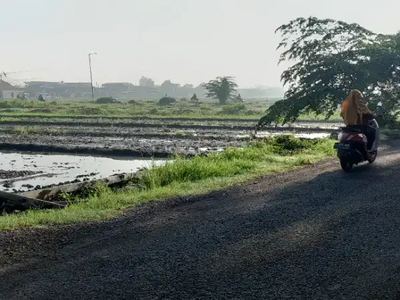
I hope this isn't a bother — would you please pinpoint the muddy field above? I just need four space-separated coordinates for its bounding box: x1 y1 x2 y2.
0 117 339 157
0 116 339 192
0 114 342 123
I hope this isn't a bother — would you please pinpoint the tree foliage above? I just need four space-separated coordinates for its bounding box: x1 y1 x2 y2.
139 76 155 88
258 17 400 127
203 76 238 104
158 96 176 106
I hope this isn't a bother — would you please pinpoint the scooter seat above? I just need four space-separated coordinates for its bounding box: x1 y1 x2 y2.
340 126 364 133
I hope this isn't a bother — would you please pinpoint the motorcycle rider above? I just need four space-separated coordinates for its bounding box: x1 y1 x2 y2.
340 89 376 149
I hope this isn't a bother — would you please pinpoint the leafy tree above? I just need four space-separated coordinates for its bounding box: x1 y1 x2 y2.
160 80 180 96
258 17 400 128
139 76 155 88
202 76 238 104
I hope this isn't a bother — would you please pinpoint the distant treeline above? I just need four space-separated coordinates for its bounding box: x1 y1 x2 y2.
23 78 284 100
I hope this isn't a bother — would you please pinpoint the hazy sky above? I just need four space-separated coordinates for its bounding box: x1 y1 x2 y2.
1 0 399 88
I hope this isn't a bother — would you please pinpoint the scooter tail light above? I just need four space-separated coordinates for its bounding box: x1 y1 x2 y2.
338 132 366 143
359 134 368 143
338 132 353 141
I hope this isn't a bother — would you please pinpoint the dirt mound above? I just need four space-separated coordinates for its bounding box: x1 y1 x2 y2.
0 170 41 180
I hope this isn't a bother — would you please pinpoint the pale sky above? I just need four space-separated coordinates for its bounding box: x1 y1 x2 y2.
1 0 399 88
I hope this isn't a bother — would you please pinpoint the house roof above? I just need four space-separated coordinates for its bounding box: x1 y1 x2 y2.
26 81 91 87
0 80 18 90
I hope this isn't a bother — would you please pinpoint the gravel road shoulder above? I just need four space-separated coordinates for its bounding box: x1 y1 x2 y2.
1 140 400 299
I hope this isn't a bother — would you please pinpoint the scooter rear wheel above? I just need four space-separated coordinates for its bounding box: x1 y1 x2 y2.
340 158 353 172
368 150 378 163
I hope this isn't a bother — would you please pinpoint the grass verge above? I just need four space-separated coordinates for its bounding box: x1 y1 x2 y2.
0 136 335 231
0 99 341 121
0 99 267 119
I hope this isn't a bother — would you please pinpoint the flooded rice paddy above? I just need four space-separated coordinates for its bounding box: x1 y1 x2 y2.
0 152 164 192
0 117 338 193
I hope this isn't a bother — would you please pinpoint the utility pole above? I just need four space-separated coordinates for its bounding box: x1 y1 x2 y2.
88 52 97 100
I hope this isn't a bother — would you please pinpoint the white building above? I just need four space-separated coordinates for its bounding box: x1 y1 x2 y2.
2 90 22 99
0 80 23 99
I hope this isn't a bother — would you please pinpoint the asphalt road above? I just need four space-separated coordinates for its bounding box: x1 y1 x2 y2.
2 141 400 299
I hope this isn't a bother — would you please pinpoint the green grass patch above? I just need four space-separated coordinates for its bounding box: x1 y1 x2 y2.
0 136 335 231
0 98 344 123
296 112 342 122
0 99 270 119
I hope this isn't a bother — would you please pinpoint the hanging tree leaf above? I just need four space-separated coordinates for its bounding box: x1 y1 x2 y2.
258 17 400 128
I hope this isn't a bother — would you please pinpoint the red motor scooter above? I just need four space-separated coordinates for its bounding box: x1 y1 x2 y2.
334 104 381 172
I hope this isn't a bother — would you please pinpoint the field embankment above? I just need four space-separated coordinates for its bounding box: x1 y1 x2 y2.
0 136 335 230
0 112 340 157
0 99 339 230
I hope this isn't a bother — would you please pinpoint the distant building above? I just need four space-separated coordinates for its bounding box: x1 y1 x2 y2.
0 80 23 99
18 80 284 101
101 82 136 98
25 81 92 99
102 82 134 90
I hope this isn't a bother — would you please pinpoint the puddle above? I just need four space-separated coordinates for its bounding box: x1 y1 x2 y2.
0 152 164 192
239 132 332 139
293 133 331 139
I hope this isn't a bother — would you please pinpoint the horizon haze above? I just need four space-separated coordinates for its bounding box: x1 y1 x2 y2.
1 0 400 88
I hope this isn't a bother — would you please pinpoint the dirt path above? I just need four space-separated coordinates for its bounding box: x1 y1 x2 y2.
0 135 241 157
0 119 338 132
0 114 341 124
2 141 400 299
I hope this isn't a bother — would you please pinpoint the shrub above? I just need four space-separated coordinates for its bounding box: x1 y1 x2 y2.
270 135 317 155
95 97 118 104
173 108 196 115
245 110 260 116
175 130 186 137
16 93 26 100
30 108 54 113
66 106 106 115
219 103 246 115
158 96 176 106
149 108 158 114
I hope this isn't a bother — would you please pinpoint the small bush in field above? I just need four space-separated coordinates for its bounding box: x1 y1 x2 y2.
158 97 176 106
95 97 118 104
